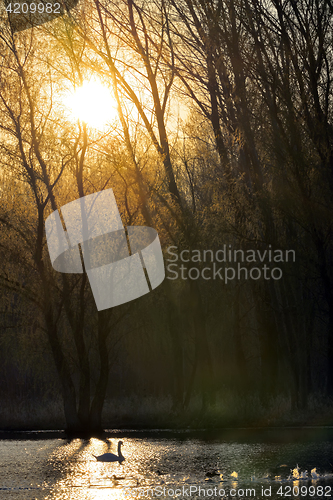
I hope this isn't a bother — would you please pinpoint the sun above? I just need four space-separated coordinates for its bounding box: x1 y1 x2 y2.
64 79 118 129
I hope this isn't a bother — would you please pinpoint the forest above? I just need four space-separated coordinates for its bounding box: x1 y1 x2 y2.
0 0 332 433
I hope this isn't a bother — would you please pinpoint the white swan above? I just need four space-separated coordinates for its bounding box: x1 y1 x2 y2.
93 440 125 463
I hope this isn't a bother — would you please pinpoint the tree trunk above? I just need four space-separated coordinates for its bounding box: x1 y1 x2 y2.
89 309 112 431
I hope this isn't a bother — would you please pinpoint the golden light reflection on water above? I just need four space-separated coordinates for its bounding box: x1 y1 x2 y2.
45 438 162 500
230 480 238 490
292 479 300 490
22 437 333 500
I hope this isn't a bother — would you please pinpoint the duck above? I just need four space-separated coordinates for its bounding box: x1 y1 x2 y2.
93 440 125 463
205 470 220 478
311 468 319 479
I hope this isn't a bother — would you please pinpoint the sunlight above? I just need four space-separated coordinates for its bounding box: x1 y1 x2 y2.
47 438 143 500
64 79 118 129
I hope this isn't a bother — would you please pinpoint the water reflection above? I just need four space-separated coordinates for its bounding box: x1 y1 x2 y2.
1 435 333 499
43 437 333 499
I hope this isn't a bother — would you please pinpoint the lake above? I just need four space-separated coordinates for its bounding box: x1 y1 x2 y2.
1 428 333 499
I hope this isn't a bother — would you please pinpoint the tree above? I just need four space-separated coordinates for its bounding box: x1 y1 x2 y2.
0 24 136 432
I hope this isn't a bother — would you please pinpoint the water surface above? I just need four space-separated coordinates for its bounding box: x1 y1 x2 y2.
1 429 333 499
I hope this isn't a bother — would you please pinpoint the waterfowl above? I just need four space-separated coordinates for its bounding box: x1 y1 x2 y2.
93 440 125 463
205 470 220 478
311 468 319 479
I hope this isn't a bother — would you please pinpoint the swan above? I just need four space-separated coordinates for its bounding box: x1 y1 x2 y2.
93 440 125 463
